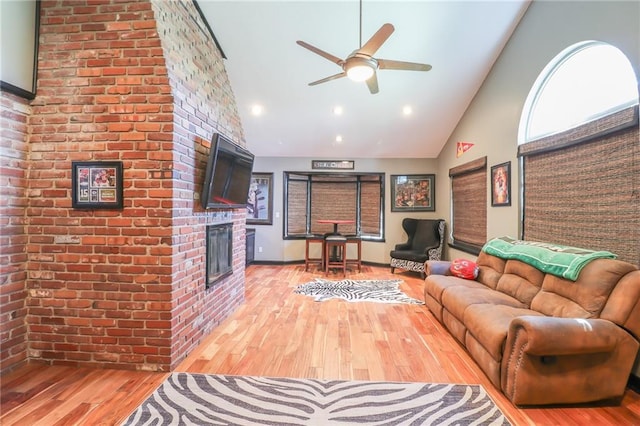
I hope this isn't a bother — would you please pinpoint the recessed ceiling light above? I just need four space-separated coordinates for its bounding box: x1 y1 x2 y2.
333 106 344 115
402 105 413 116
335 135 343 143
251 104 264 116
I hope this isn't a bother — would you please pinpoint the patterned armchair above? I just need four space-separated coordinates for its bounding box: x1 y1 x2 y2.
390 219 445 278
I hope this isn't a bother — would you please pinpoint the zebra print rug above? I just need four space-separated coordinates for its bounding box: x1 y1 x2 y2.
294 278 423 304
122 373 511 425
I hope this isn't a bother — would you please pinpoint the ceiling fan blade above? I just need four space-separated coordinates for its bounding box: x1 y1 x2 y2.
366 73 379 94
358 23 394 57
296 40 345 66
309 72 347 86
378 59 432 72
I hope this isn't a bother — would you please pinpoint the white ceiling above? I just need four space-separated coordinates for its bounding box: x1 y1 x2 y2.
197 1 530 159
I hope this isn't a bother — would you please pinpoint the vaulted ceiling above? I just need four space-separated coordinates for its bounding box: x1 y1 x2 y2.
198 1 531 158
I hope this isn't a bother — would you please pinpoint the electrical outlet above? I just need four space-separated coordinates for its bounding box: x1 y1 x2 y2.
258 246 263 253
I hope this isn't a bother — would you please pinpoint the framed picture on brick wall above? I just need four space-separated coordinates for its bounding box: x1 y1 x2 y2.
72 161 124 209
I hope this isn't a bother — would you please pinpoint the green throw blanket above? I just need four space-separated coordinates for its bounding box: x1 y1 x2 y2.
482 236 616 281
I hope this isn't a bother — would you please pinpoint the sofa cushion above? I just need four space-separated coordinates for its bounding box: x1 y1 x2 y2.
464 304 544 361
442 286 526 324
531 258 637 318
424 275 488 303
476 251 506 290
495 260 544 307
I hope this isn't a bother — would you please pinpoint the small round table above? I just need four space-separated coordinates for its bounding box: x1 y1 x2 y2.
317 219 354 235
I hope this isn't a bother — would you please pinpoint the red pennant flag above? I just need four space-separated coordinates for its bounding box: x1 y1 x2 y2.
456 142 474 158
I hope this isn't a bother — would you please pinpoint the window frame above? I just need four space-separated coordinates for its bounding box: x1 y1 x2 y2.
519 41 639 144
283 171 385 242
517 41 639 266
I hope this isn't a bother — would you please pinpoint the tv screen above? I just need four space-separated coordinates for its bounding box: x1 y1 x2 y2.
201 133 254 209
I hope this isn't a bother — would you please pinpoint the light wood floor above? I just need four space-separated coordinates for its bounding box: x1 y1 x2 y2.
2 264 640 425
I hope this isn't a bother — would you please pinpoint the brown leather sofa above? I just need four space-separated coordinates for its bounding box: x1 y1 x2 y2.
424 248 640 406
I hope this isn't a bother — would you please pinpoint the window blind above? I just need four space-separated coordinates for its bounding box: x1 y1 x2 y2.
520 106 639 266
449 157 487 254
310 176 357 235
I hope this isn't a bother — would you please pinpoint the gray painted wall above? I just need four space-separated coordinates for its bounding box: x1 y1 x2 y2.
250 157 439 264
435 0 639 260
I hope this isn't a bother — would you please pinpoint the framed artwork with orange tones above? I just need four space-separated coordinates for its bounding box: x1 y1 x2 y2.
491 161 511 207
390 174 435 212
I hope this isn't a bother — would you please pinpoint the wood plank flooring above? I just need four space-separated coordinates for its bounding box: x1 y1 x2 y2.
2 264 640 425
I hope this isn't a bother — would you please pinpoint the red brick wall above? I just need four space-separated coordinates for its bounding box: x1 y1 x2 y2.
8 0 247 372
151 0 246 367
0 92 31 372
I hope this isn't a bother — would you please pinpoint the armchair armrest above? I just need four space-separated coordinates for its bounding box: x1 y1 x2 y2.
421 241 441 254
425 261 451 276
394 242 412 251
508 316 620 356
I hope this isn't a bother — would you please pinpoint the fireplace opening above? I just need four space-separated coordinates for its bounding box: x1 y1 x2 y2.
206 223 233 288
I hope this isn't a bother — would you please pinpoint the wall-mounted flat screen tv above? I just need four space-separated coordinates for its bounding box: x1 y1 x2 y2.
201 133 255 209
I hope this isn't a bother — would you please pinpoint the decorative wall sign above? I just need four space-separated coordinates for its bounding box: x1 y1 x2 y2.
491 161 511 206
456 142 474 158
311 160 354 170
390 174 436 212
72 161 123 209
247 172 273 225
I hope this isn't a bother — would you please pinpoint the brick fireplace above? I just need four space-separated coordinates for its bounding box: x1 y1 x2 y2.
0 0 248 373
205 222 233 289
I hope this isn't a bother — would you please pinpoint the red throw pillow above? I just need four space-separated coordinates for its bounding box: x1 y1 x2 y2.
450 259 479 279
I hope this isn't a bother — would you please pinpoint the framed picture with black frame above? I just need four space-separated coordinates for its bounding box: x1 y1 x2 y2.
71 161 124 209
247 172 273 225
390 174 436 212
491 161 511 207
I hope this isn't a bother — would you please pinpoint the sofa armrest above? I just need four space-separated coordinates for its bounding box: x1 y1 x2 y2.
502 315 639 405
425 261 451 276
508 316 620 356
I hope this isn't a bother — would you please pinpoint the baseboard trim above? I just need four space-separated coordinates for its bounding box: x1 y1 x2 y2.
248 260 390 268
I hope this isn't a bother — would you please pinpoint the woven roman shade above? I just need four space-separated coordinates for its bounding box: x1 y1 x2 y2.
449 157 487 253
361 176 382 235
286 176 308 235
310 176 357 235
520 106 639 266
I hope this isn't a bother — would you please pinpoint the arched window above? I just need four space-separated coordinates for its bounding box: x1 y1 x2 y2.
519 41 638 143
518 41 639 266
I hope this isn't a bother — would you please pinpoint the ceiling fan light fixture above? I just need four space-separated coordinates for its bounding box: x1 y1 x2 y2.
346 64 374 82
297 5 431 94
345 56 376 82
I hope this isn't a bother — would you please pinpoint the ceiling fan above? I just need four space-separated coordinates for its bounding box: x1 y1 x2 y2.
296 0 432 94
